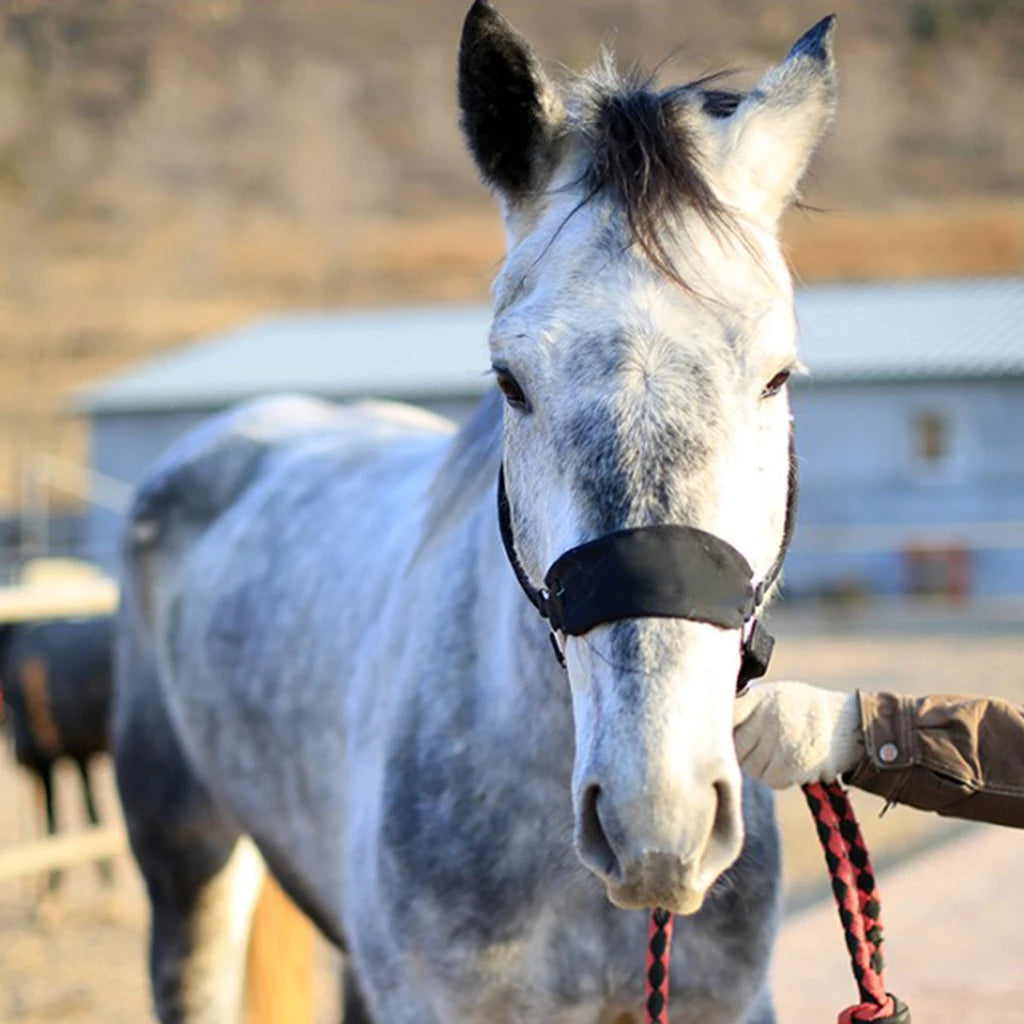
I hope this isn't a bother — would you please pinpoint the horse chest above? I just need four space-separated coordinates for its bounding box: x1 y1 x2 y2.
377 712 573 948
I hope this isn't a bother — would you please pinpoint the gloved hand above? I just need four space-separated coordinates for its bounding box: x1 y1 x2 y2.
733 681 864 789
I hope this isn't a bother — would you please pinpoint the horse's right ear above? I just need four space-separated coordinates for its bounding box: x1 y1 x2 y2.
458 1 563 203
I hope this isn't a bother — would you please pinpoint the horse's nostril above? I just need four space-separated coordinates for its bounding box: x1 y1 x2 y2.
577 784 621 882
711 777 736 848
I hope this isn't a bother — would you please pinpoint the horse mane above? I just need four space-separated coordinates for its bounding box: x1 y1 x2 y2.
421 388 503 544
569 60 746 286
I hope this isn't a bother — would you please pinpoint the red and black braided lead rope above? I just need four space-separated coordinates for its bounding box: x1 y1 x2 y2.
803 780 911 1024
645 907 673 1024
644 782 910 1024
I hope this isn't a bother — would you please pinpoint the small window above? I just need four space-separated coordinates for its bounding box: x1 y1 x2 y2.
913 411 949 466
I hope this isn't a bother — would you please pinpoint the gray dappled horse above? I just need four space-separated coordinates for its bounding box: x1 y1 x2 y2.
113 4 837 1022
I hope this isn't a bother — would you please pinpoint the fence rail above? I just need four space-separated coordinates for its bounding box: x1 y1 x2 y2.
0 571 118 623
0 825 127 885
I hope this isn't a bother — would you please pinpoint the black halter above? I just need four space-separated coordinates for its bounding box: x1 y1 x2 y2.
497 437 798 691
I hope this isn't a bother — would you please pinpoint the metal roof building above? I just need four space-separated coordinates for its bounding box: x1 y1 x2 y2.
75 278 1024 597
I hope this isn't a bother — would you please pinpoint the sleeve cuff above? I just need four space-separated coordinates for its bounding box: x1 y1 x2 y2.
857 690 915 771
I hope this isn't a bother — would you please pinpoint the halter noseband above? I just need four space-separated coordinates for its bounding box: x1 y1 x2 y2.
497 436 797 690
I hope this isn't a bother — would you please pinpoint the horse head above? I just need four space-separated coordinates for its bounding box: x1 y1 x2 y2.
460 1 836 915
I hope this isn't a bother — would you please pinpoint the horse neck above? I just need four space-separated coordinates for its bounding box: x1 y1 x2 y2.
411 391 574 750
415 437 574 753
472 495 577 779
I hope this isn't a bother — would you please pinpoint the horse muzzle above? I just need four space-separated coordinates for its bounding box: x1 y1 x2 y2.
574 768 744 915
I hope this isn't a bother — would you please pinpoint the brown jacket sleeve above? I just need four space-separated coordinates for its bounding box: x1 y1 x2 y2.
844 692 1024 829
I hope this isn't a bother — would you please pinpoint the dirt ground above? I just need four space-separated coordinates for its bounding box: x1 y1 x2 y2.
1 598 1022 1023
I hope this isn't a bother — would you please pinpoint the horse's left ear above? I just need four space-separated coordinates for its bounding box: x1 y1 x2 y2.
708 16 838 226
458 1 564 204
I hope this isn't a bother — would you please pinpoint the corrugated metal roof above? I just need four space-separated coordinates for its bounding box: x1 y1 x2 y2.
797 277 1024 383
75 278 1024 415
73 304 495 415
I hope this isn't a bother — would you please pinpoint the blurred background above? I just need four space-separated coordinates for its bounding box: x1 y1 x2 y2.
1 1 1022 1022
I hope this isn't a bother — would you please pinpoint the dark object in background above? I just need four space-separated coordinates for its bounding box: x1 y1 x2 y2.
0 615 115 891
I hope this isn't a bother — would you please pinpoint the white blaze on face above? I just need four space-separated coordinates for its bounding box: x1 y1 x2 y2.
566 613 747 904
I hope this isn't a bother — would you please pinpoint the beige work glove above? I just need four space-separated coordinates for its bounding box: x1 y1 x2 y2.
733 681 864 789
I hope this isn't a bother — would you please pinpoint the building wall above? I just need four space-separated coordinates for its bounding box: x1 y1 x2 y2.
786 378 1024 597
84 395 482 569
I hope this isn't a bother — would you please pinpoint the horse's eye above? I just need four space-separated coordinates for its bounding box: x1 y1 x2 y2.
495 369 530 412
762 369 791 399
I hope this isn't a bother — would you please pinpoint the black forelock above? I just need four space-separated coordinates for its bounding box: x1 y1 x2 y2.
574 67 745 286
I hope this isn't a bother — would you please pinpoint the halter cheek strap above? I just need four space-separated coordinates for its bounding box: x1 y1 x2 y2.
496 434 797 689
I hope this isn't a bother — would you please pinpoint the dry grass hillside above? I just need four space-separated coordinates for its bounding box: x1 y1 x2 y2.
0 0 1022 508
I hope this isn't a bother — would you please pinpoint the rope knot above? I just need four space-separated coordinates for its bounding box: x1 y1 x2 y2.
839 994 911 1024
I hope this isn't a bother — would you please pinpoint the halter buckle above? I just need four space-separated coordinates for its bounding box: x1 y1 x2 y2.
737 617 775 694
